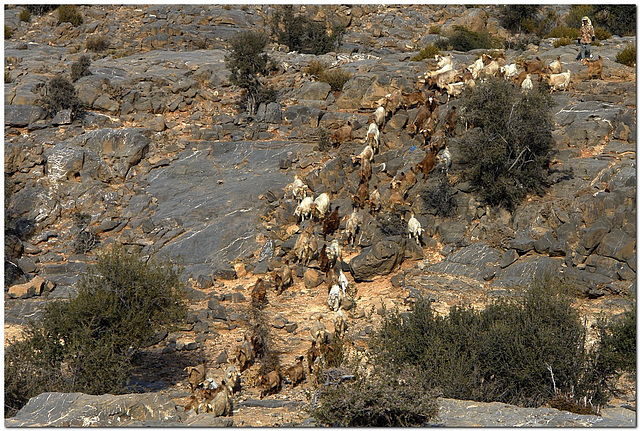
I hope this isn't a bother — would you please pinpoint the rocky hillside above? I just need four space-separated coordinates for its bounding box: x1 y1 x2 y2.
4 4 636 427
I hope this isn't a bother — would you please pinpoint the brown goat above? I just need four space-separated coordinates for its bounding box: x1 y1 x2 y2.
259 365 282 398
583 55 603 80
323 206 340 240
402 90 426 109
519 57 545 80
185 361 207 392
318 244 331 273
285 356 306 387
416 146 437 181
369 185 381 214
359 156 372 182
444 106 457 136
306 340 320 374
352 178 369 209
251 277 267 308
274 259 293 295
407 104 431 135
235 335 255 372
330 122 353 147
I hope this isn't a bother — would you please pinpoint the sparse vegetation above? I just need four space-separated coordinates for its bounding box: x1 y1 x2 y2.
312 364 440 426
553 37 573 48
86 35 110 52
4 247 187 417
304 60 326 77
70 55 92 82
225 30 272 115
592 5 636 36
271 5 345 55
428 25 441 34
377 211 406 237
38 75 82 117
25 5 58 16
369 277 620 410
458 77 558 211
5 25 13 39
422 174 458 218
318 68 352 92
447 25 502 51
616 44 636 67
71 211 98 254
19 8 31 22
546 26 579 40
500 5 540 33
411 44 440 61
57 4 83 27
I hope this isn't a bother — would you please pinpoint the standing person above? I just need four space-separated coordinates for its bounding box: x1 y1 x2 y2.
576 16 595 61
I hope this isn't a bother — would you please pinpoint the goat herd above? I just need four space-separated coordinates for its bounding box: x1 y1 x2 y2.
180 50 607 416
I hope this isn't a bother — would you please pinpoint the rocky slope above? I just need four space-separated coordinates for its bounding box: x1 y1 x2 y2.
4 4 636 427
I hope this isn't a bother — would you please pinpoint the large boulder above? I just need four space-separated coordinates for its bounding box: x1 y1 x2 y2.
6 392 181 427
349 240 404 282
4 105 47 127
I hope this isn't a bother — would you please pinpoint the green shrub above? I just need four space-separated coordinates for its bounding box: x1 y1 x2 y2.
616 44 636 67
553 37 573 48
564 5 593 30
304 60 326 77
86 34 109 52
377 211 406 237
592 5 636 37
57 4 83 27
271 5 344 55
546 25 580 39
411 44 440 61
596 310 636 375
312 364 439 426
458 77 559 211
447 25 502 51
428 25 441 34
421 173 458 218
70 55 92 82
370 277 615 409
500 5 540 33
317 68 352 92
4 247 187 416
594 26 611 40
225 30 270 115
5 25 13 39
25 5 58 15
19 8 31 22
39 75 82 116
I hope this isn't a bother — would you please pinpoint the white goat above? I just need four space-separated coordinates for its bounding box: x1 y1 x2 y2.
468 57 484 79
338 269 348 296
437 147 452 174
407 213 423 245
345 208 360 246
371 105 386 127
328 239 342 264
328 284 343 311
521 74 533 93
546 70 571 93
294 196 314 222
443 81 465 101
366 122 380 153
311 192 330 220
500 63 518 79
351 144 374 165
286 175 309 203
545 56 562 74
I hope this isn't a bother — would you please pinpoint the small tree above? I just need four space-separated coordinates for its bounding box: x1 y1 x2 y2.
4 247 187 416
271 5 344 55
459 77 558 210
500 5 540 33
39 75 82 117
70 55 92 82
225 30 271 115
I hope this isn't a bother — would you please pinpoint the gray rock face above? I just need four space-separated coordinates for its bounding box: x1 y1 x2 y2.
349 240 404 282
428 242 501 281
434 398 635 427
6 392 181 427
5 105 47 127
